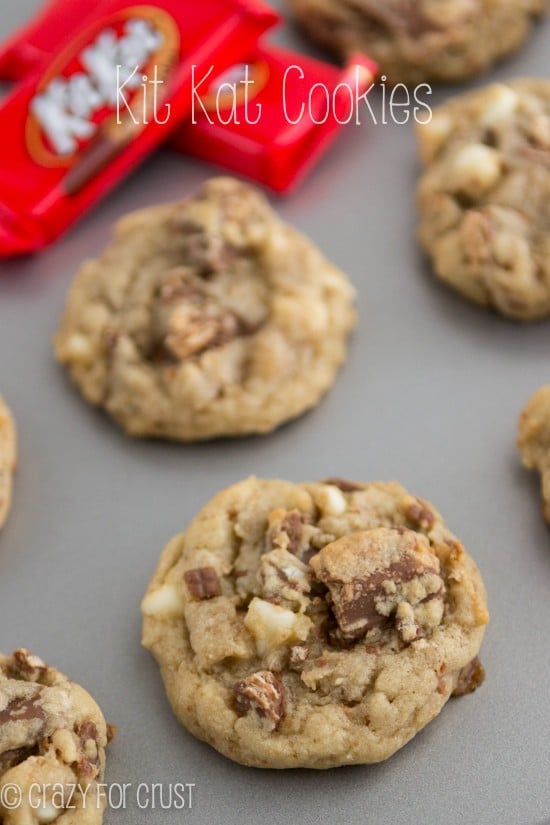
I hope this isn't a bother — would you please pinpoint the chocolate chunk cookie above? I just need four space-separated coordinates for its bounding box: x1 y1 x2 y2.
0 649 112 824
284 0 546 85
418 79 550 321
54 178 356 441
518 385 550 521
0 398 16 531
142 477 489 768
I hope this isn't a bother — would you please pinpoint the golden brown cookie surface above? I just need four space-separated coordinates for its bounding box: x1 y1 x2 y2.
285 0 546 85
55 178 356 441
142 477 489 768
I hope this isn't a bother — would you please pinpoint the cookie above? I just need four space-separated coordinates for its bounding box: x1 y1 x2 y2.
284 0 546 86
54 178 356 441
141 477 488 768
518 385 550 521
0 648 112 824
417 79 550 321
0 398 16 530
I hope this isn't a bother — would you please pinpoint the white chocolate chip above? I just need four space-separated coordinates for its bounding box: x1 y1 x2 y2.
450 143 502 195
244 597 312 655
480 85 518 127
64 333 93 363
36 800 62 823
141 584 185 618
51 729 79 765
418 112 453 161
317 485 347 517
266 227 290 253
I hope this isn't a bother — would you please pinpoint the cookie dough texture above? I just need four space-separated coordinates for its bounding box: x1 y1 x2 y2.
0 649 110 824
417 79 550 321
142 477 489 769
54 178 356 441
518 385 550 521
0 398 16 530
284 0 546 85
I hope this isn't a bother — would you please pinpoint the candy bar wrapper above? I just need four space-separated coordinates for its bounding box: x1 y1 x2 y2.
0 0 278 256
171 46 378 192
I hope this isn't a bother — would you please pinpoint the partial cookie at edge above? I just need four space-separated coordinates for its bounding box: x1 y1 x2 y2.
0 398 16 530
284 0 546 85
518 385 550 522
417 79 550 321
0 648 112 825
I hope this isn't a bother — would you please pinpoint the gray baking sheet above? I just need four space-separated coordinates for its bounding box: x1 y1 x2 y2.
0 2 549 823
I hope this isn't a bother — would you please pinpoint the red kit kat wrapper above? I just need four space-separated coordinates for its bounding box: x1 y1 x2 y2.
171 46 378 192
0 0 278 256
0 0 378 197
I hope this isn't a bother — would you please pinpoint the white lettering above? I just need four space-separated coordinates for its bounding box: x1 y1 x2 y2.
191 65 215 125
32 18 166 154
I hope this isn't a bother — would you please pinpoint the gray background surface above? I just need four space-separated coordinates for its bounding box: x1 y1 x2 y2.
0 2 549 823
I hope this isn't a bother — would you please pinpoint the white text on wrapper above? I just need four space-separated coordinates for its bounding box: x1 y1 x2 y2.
30 19 167 155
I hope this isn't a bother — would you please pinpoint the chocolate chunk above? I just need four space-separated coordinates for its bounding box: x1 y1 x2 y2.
78 721 98 747
173 219 230 274
184 567 221 600
334 557 438 641
0 745 38 772
406 501 436 530
268 508 318 563
233 671 285 728
278 510 304 555
311 530 445 645
10 649 47 683
322 478 364 493
322 616 356 650
77 721 100 778
452 658 485 697
0 691 46 726
156 295 260 363
258 547 311 607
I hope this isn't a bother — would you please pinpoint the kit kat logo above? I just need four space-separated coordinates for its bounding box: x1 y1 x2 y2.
26 6 179 167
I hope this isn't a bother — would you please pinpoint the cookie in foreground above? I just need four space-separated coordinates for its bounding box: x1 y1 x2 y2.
417 79 550 321
0 397 16 530
141 477 489 768
0 648 113 823
54 178 356 441
284 0 546 86
518 385 550 522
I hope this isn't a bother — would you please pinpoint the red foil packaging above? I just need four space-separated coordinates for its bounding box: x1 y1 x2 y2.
0 0 278 256
171 46 377 192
